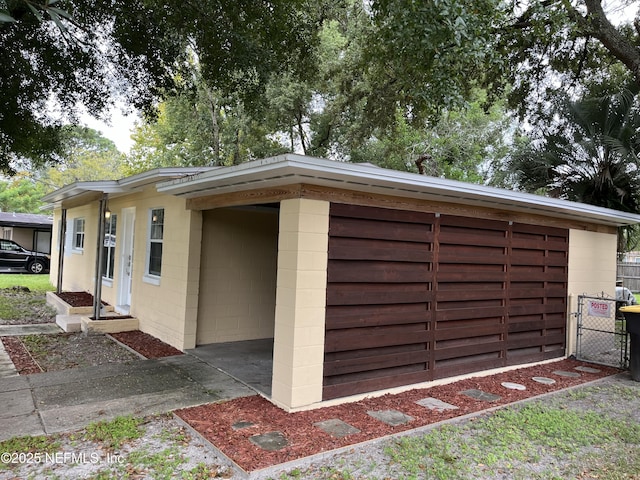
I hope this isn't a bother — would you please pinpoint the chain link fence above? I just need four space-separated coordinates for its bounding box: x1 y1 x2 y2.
576 295 628 369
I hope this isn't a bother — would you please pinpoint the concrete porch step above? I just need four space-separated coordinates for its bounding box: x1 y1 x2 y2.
56 314 83 333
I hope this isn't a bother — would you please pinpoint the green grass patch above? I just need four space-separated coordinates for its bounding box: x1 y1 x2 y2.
128 447 187 480
0 274 54 292
20 334 48 356
84 416 143 450
384 400 640 480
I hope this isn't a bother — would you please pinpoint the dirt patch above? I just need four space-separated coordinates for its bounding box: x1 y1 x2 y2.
2 334 141 372
111 330 183 359
176 358 619 473
3 330 183 374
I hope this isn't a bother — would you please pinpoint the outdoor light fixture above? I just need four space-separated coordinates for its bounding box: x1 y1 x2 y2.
104 208 111 219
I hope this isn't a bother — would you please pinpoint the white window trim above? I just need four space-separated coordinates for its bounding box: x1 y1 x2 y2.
72 218 85 253
143 207 163 286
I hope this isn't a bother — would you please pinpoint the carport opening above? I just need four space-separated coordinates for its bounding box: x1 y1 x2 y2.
190 203 280 397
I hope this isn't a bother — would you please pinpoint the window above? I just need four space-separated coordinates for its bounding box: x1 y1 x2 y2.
2 227 12 240
73 218 85 251
146 208 164 278
102 214 117 280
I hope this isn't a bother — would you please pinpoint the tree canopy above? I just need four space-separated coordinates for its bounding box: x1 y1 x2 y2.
6 0 640 228
0 0 321 174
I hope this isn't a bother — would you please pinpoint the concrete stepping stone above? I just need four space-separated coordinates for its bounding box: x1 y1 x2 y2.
249 431 288 451
501 382 526 390
231 421 255 430
553 370 581 378
575 366 601 374
459 389 501 402
416 397 459 411
314 418 361 438
367 409 414 426
532 376 556 385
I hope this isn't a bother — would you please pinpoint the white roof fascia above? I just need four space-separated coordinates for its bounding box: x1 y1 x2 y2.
42 167 219 206
157 154 640 227
41 181 122 205
117 166 218 191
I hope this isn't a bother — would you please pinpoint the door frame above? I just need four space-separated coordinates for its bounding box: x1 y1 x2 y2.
116 207 135 313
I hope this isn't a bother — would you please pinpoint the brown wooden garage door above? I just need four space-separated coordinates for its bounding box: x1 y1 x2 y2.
323 203 568 400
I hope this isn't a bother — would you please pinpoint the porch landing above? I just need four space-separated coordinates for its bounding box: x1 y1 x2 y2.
187 338 273 397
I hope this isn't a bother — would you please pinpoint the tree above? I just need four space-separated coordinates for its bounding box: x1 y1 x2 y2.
503 87 640 214
350 1 640 132
0 0 321 174
125 89 288 175
348 95 513 183
44 126 126 188
0 175 48 213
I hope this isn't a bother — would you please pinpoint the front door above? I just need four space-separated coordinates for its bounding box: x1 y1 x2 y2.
117 207 135 313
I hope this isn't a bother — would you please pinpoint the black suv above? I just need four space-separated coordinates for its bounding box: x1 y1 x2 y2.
0 239 50 274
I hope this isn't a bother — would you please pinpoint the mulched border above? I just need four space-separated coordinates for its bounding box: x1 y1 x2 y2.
53 291 109 307
1 336 42 374
175 358 619 472
109 330 183 359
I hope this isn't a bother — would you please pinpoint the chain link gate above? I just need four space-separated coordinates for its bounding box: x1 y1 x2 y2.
576 295 629 369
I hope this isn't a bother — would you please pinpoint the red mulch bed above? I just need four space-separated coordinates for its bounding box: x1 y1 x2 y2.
54 291 107 307
1 337 42 374
175 358 619 473
110 331 183 359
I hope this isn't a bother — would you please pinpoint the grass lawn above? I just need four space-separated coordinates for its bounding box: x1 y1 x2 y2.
0 274 54 292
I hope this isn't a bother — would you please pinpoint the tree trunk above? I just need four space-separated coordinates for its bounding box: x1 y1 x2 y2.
202 83 221 166
582 0 640 85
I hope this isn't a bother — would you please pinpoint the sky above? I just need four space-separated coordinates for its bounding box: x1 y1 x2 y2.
81 106 138 154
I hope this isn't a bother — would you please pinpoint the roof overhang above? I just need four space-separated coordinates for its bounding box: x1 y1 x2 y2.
42 167 217 208
157 154 640 228
0 213 53 229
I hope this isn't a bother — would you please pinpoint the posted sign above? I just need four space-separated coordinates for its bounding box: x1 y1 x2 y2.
587 300 612 318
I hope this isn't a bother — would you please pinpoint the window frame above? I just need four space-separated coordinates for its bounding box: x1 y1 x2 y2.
72 218 85 252
143 207 164 285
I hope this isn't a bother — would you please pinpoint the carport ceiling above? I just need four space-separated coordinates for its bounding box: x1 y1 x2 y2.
157 154 640 228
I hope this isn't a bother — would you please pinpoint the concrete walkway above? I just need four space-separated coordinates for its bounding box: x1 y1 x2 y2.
0 354 256 441
0 340 17 377
0 323 62 336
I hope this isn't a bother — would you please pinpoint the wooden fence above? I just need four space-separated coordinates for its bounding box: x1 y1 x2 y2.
617 263 640 292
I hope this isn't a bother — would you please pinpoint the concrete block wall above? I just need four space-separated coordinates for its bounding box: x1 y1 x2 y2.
196 207 279 344
272 198 330 411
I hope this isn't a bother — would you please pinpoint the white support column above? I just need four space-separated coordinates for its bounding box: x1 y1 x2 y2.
271 198 330 410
